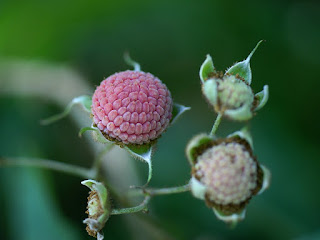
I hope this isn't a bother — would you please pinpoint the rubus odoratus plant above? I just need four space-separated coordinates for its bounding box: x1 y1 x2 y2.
1 42 270 239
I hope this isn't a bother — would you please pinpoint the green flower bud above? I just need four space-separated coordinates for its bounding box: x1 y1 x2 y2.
202 75 254 120
199 41 269 121
186 131 270 223
81 180 110 240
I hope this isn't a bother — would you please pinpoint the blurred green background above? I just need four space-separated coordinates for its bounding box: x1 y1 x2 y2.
0 0 319 239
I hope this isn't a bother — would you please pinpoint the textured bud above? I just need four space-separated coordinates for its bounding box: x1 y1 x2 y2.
203 75 254 118
199 41 269 121
186 132 270 222
92 70 173 145
194 141 258 205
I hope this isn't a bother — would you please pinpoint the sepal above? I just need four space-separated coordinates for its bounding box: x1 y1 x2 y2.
258 165 271 195
79 124 112 144
225 40 264 85
254 85 269 111
227 127 253 149
224 104 253 121
190 177 207 200
41 95 92 125
186 133 213 166
213 208 246 225
124 143 155 186
202 79 218 107
199 54 216 83
171 103 191 124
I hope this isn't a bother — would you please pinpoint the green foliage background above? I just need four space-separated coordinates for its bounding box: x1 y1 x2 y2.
0 0 319 239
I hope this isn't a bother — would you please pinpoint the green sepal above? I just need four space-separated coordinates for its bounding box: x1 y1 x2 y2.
227 127 253 149
202 79 218 107
190 177 207 200
186 133 214 166
79 124 112 144
124 52 141 72
258 165 271 195
199 54 216 83
41 95 92 125
124 143 155 186
81 180 109 211
226 40 264 85
254 85 269 111
224 103 253 121
171 103 191 124
213 208 246 225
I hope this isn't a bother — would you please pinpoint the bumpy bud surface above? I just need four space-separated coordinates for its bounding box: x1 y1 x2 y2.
92 70 173 145
194 142 257 205
216 75 253 112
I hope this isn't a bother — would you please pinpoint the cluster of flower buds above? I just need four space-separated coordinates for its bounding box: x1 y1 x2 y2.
200 40 269 121
186 41 271 224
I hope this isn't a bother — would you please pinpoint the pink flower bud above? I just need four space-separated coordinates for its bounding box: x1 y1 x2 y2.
92 70 173 145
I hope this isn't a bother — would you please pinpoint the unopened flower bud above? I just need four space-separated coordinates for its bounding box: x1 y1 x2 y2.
203 75 254 120
186 131 270 223
199 41 269 121
92 70 173 145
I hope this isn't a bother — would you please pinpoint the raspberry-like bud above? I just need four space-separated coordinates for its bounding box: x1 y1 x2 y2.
192 137 263 215
92 70 173 145
186 132 270 222
194 141 258 206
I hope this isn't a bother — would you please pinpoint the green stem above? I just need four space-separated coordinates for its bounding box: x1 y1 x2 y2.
129 183 191 198
115 183 190 215
0 157 93 179
210 113 223 136
111 195 151 215
144 183 191 196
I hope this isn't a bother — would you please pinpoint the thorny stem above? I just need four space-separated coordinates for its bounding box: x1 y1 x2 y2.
0 157 94 179
210 112 223 136
111 195 151 215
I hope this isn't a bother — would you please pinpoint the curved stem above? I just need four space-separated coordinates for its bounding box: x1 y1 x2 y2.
111 195 151 215
0 157 93 179
210 113 223 136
